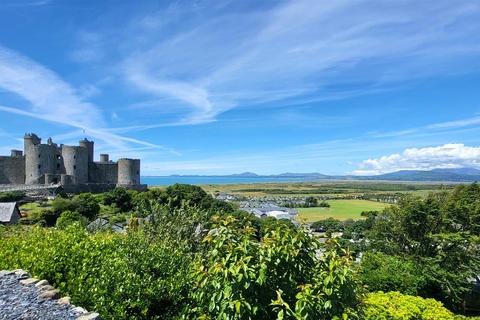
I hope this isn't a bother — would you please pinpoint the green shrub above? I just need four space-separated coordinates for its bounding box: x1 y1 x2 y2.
103 187 133 212
311 217 343 232
0 191 25 202
71 193 100 220
165 183 234 213
363 291 454 320
51 196 75 214
0 226 191 319
188 215 360 319
366 187 480 310
38 209 60 226
55 211 88 229
99 203 121 217
359 252 427 295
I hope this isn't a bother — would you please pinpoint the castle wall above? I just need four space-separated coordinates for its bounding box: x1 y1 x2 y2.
61 146 88 184
117 159 140 185
0 156 25 184
44 173 61 185
88 163 118 184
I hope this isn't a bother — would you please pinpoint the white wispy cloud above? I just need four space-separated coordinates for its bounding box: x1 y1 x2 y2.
0 45 175 154
1 0 52 7
352 144 480 175
371 114 480 138
0 45 104 128
114 0 480 125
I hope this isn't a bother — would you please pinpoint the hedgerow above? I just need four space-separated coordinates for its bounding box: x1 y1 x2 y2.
0 225 191 319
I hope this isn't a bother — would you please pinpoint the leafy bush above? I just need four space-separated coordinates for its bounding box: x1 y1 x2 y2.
366 186 480 310
0 225 192 319
38 209 60 227
188 215 360 319
0 191 25 202
359 252 427 296
165 183 234 213
363 291 454 320
103 187 133 212
55 210 88 229
51 196 75 214
311 217 343 232
71 193 100 219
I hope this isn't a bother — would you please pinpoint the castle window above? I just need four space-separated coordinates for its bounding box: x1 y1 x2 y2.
136 171 139 175
74 155 76 159
57 163 60 169
74 165 76 170
38 154 41 158
57 155 61 160
37 164 41 169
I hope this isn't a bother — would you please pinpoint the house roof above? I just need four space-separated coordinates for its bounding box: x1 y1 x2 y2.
87 218 125 233
0 202 19 223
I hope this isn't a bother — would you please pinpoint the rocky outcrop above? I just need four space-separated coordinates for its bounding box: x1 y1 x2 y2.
0 269 100 320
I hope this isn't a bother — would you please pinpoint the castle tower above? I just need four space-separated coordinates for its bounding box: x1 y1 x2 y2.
79 138 94 163
99 154 109 163
24 133 41 154
117 158 140 185
62 145 88 184
10 150 23 157
24 134 58 184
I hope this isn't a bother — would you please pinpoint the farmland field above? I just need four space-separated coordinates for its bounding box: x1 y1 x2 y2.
296 199 389 222
200 181 452 198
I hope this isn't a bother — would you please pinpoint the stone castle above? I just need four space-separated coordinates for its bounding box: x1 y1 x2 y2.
0 133 145 192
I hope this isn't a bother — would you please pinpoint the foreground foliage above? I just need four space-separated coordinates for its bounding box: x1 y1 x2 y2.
364 291 455 320
188 216 360 319
0 211 360 319
361 184 480 310
0 202 208 319
2 183 480 319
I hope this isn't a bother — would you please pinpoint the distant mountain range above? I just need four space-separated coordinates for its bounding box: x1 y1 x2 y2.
166 168 480 182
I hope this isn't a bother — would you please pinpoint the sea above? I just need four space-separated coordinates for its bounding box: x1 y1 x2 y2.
141 176 317 186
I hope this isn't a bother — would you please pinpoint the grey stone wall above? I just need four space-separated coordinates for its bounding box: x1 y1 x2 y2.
63 183 118 193
88 163 118 184
60 174 75 186
0 156 25 184
44 173 61 185
0 269 100 319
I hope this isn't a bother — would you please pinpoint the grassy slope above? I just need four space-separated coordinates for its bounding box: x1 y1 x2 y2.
296 199 389 222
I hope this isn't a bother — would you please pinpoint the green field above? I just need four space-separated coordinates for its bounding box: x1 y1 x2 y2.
296 199 389 222
200 181 452 198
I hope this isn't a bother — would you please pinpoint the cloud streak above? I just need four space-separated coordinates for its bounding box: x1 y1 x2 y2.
116 0 480 125
0 45 175 154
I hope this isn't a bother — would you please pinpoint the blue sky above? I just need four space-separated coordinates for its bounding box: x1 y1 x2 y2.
1 0 480 175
